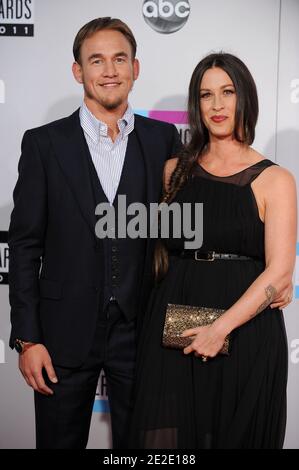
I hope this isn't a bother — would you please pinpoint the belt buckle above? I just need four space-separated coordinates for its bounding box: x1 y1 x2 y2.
195 250 215 261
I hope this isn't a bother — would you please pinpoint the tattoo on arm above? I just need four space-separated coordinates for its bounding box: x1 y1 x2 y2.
250 284 277 318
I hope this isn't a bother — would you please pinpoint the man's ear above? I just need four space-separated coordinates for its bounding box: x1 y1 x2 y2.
133 58 140 81
72 62 83 84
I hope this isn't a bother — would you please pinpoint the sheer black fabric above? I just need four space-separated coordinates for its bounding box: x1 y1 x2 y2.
129 160 288 449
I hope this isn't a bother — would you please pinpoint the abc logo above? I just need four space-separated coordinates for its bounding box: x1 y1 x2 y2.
143 0 190 34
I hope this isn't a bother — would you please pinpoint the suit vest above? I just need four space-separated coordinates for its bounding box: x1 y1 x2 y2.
86 130 147 320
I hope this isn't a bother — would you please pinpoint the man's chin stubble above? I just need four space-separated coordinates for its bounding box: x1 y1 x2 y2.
102 100 123 110
85 89 124 111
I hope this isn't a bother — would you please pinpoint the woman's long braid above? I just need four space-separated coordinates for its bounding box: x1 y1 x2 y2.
154 150 199 279
164 152 197 203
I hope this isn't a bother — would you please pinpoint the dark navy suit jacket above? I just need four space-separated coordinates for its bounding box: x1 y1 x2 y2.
9 109 182 366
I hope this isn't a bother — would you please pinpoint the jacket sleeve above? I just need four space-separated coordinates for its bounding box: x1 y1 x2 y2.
8 130 47 347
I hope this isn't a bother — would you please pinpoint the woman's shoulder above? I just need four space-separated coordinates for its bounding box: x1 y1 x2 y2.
256 161 294 183
164 157 179 173
250 149 295 182
251 159 296 197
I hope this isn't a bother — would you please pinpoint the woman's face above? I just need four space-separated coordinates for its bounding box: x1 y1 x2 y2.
199 67 237 140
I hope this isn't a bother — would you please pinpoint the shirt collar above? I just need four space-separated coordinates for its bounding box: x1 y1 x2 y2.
79 102 135 143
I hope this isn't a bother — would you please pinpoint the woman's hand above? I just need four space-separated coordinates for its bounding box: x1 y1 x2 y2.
182 321 228 359
270 282 293 309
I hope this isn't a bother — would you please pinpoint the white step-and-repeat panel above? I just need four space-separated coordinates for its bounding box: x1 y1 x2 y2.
0 0 298 449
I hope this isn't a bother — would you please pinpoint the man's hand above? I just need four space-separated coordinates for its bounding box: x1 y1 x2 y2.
19 344 58 395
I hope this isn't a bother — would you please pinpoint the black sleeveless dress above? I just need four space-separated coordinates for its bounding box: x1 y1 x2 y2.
129 159 288 449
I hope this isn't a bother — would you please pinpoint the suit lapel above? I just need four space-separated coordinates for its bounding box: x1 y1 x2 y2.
48 109 97 238
134 115 165 279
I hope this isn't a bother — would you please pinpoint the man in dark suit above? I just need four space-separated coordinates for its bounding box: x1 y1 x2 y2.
9 17 182 449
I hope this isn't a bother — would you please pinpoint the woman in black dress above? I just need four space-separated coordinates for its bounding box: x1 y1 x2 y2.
130 53 296 449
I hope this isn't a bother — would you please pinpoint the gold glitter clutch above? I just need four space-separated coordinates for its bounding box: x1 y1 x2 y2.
162 303 230 355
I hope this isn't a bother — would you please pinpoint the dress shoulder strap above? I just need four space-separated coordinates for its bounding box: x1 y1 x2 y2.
193 159 277 186
243 159 278 186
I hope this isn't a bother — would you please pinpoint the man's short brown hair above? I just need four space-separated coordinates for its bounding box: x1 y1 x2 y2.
73 17 137 64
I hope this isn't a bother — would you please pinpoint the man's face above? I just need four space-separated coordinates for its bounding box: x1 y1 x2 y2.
73 29 139 115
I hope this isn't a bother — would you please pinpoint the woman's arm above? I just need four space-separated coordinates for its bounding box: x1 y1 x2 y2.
183 165 297 357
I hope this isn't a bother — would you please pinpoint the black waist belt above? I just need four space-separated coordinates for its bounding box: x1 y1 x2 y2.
172 250 257 262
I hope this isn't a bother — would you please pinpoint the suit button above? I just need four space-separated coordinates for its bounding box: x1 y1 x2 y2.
112 246 117 252
112 255 117 262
